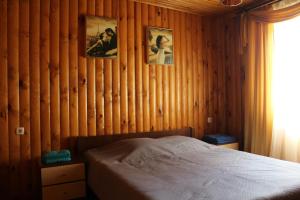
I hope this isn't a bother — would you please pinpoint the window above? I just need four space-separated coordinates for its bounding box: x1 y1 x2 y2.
271 15 300 161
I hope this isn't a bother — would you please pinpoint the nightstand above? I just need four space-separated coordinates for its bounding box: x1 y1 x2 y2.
41 160 86 200
217 142 239 150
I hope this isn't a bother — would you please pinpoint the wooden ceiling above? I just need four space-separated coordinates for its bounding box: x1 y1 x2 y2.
132 0 259 15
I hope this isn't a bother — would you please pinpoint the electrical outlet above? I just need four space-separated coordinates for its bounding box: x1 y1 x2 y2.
207 117 213 124
16 127 25 135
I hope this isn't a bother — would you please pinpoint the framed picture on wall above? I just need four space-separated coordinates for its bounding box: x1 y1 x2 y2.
146 27 174 65
85 16 117 58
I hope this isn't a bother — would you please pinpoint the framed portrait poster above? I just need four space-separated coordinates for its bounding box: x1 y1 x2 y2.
85 16 117 58
146 27 173 65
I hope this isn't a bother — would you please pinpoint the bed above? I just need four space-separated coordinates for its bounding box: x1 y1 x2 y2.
77 128 300 200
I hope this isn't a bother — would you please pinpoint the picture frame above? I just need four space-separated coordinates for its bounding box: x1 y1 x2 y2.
85 15 117 58
146 27 174 65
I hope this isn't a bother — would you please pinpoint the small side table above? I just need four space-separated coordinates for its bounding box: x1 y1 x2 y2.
41 159 86 200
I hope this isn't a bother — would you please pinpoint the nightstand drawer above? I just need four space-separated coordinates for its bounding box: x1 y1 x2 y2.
217 142 239 150
41 163 85 186
42 181 85 200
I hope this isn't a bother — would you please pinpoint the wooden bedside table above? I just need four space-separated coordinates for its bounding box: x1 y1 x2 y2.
217 142 239 150
41 160 86 200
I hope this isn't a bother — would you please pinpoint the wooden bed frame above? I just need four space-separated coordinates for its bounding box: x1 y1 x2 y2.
76 127 194 199
76 127 194 155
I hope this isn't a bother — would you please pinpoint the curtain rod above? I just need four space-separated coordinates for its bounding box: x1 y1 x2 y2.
242 0 282 12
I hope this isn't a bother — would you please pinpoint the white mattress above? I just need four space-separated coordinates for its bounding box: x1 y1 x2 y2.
85 136 300 200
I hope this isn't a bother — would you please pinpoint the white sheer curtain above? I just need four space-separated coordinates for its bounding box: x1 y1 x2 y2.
270 15 300 162
272 0 300 10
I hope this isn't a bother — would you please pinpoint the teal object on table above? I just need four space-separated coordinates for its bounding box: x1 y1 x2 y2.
202 134 237 145
42 149 71 164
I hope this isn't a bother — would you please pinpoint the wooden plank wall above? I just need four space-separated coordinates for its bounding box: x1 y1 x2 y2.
223 16 244 145
202 15 244 142
0 0 244 198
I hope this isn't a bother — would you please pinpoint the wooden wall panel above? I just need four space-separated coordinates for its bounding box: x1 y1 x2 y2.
174 11 182 129
135 2 143 132
211 18 218 134
112 0 121 134
78 0 87 136
155 7 163 131
162 8 169 130
197 16 204 137
202 16 243 139
7 0 20 198
201 19 209 134
0 0 243 198
128 0 136 132
186 13 194 128
148 5 156 131
60 0 70 148
180 13 188 127
120 0 128 133
50 0 60 150
19 0 31 197
69 0 79 138
104 0 113 134
217 19 227 133
206 18 214 134
192 15 199 137
0 0 9 196
168 10 176 130
142 3 150 132
95 0 105 135
224 17 243 142
29 0 41 198
87 0 96 136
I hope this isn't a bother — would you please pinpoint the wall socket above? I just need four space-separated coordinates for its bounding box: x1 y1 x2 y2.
207 117 213 124
16 127 25 135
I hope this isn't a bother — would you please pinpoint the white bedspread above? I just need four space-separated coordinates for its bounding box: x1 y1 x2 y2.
85 136 300 200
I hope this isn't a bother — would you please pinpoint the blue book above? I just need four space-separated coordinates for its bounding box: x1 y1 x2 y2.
202 134 237 145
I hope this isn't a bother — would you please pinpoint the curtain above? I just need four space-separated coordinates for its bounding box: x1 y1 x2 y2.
244 20 274 156
270 16 300 162
272 0 300 10
250 1 300 23
241 2 300 49
243 1 300 157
